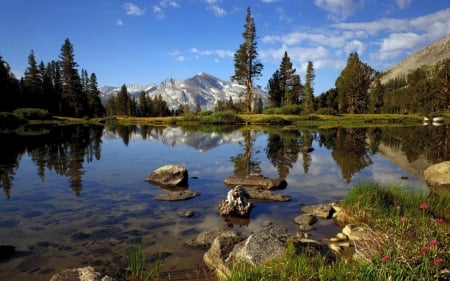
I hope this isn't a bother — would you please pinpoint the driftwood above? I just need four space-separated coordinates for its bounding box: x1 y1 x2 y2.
218 185 251 216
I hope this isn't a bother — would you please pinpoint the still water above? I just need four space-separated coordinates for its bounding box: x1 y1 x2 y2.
1 124 448 280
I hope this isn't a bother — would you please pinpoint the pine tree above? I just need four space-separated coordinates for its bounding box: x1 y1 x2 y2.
231 7 263 113
0 56 21 111
86 73 105 117
369 77 384 113
59 38 86 117
303 61 315 113
267 70 283 107
116 84 131 115
23 50 42 107
335 52 374 113
279 51 298 105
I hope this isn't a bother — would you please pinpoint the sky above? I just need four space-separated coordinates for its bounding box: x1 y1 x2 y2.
1 0 449 94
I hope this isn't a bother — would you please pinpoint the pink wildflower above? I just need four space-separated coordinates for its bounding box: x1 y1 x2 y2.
430 240 439 247
419 203 429 209
434 258 443 266
436 218 445 225
383 255 390 262
401 216 408 222
396 205 401 211
421 246 429 253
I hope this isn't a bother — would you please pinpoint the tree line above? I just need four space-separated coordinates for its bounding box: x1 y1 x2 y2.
0 38 105 118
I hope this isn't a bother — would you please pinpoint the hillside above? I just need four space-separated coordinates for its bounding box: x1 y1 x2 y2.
380 34 450 84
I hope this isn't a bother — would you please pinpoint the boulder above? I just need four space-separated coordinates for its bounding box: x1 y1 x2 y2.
203 233 245 279
301 203 334 219
154 190 199 201
218 185 252 216
424 161 450 190
226 225 288 267
49 266 122 281
224 174 287 190
245 186 291 202
145 164 189 188
186 226 239 247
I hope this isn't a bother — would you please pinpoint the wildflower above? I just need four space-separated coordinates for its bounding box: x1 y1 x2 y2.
421 246 429 253
436 218 445 225
401 216 408 222
396 205 401 211
430 240 439 247
434 258 443 266
382 255 390 262
419 203 429 209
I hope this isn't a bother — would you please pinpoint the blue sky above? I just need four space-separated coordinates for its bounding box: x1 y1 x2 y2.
1 0 449 94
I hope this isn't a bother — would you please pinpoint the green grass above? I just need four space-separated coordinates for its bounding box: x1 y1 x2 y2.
225 183 450 281
126 240 163 281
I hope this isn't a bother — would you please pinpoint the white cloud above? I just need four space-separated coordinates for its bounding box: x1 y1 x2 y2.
313 0 360 21
116 19 124 26
396 0 412 10
123 2 145 16
204 0 227 16
160 0 180 8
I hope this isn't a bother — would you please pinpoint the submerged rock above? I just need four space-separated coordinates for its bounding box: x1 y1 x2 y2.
154 190 200 201
49 266 122 281
224 174 287 190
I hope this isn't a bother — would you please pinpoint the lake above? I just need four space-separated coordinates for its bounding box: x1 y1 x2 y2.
1 123 448 280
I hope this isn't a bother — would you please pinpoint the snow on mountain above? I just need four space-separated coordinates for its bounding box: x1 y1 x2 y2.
99 72 266 110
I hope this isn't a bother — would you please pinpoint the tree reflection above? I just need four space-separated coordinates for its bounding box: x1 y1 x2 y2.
0 125 103 197
231 130 261 176
265 129 301 178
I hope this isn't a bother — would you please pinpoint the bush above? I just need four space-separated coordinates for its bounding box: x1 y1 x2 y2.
13 108 52 120
199 111 244 124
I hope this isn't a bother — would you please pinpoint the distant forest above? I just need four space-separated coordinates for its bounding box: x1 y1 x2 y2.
1 38 449 119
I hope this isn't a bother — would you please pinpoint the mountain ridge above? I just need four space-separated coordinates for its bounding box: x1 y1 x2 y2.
380 34 450 84
99 72 266 111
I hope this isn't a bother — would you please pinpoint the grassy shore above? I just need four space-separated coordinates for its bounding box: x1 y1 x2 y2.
108 112 450 128
225 183 450 281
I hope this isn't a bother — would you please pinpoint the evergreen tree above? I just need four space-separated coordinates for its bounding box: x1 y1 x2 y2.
253 96 264 113
115 84 131 115
23 50 42 107
138 91 149 116
231 7 263 113
0 56 21 111
59 38 86 117
369 77 384 113
279 51 298 105
335 52 374 113
267 69 283 107
436 58 450 111
86 73 105 117
303 61 315 114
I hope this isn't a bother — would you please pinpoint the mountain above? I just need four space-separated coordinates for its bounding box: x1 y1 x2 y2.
99 72 266 111
380 34 450 84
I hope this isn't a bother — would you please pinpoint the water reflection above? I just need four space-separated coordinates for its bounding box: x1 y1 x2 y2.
2 124 450 199
0 125 103 197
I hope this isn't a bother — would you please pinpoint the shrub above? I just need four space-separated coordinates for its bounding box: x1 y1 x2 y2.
199 111 244 124
316 107 337 115
13 108 52 120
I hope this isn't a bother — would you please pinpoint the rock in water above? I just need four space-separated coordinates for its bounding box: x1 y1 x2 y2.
145 164 189 188
218 185 252 216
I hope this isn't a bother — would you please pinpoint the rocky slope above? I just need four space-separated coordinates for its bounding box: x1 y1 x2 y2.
380 34 450 84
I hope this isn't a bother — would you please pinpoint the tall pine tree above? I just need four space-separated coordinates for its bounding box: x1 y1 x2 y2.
303 61 315 113
231 7 263 113
59 38 87 117
335 52 374 114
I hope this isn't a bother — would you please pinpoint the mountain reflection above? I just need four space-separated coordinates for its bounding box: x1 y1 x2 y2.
1 124 450 198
